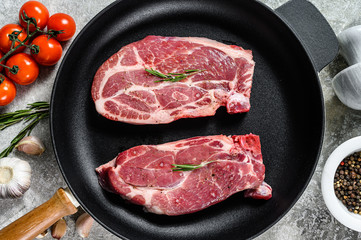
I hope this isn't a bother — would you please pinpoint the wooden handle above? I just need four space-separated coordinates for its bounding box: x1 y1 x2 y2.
0 188 78 240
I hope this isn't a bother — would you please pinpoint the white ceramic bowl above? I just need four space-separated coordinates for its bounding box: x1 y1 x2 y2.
321 136 361 232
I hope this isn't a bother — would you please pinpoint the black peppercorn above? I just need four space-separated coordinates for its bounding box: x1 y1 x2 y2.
334 151 361 215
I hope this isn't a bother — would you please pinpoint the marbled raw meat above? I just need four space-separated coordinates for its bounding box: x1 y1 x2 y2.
96 134 272 215
91 36 255 124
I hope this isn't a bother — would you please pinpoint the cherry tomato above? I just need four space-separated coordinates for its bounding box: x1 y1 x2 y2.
0 51 5 72
19 1 49 31
0 24 28 54
5 53 39 85
0 75 16 106
47 13 76 41
31 35 62 66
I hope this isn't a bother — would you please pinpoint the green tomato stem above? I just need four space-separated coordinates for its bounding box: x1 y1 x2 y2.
0 16 45 72
0 73 5 84
0 63 11 70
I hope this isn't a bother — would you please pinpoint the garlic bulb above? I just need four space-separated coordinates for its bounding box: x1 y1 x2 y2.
332 63 361 110
338 25 361 66
0 157 31 198
15 136 45 155
51 218 67 239
76 213 94 238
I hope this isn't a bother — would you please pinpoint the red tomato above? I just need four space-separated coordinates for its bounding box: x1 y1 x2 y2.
0 51 4 72
47 13 76 41
19 1 49 31
0 24 28 54
0 75 16 106
31 35 62 66
5 53 39 85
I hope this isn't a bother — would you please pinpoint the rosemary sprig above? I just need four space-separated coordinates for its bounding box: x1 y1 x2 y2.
172 161 214 172
145 68 205 83
0 102 49 158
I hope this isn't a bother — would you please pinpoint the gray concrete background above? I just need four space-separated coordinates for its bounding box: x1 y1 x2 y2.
1 0 361 239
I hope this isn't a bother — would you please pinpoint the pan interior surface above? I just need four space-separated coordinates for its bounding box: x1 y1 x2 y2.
51 0 323 239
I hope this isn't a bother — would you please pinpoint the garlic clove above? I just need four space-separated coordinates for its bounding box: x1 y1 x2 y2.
51 218 67 239
76 212 94 238
36 229 48 239
15 136 45 155
0 157 31 198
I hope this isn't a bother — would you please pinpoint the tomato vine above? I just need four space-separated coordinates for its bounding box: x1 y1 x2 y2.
0 11 63 75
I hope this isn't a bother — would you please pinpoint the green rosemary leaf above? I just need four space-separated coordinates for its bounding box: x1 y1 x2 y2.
171 161 214 172
145 68 168 78
28 101 49 110
184 69 200 73
145 68 205 83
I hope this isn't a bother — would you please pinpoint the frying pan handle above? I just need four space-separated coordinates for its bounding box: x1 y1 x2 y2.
0 188 77 240
276 0 339 72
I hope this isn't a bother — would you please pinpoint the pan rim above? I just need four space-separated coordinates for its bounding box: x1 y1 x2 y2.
49 0 325 239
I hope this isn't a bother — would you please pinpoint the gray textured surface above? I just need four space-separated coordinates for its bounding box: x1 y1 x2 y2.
1 0 361 239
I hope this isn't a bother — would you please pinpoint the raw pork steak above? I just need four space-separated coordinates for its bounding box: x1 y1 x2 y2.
91 36 255 124
96 134 272 215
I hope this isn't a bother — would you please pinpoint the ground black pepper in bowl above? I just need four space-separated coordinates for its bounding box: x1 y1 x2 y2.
334 151 361 214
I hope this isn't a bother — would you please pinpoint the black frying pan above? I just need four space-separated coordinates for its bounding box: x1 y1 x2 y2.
50 0 338 239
